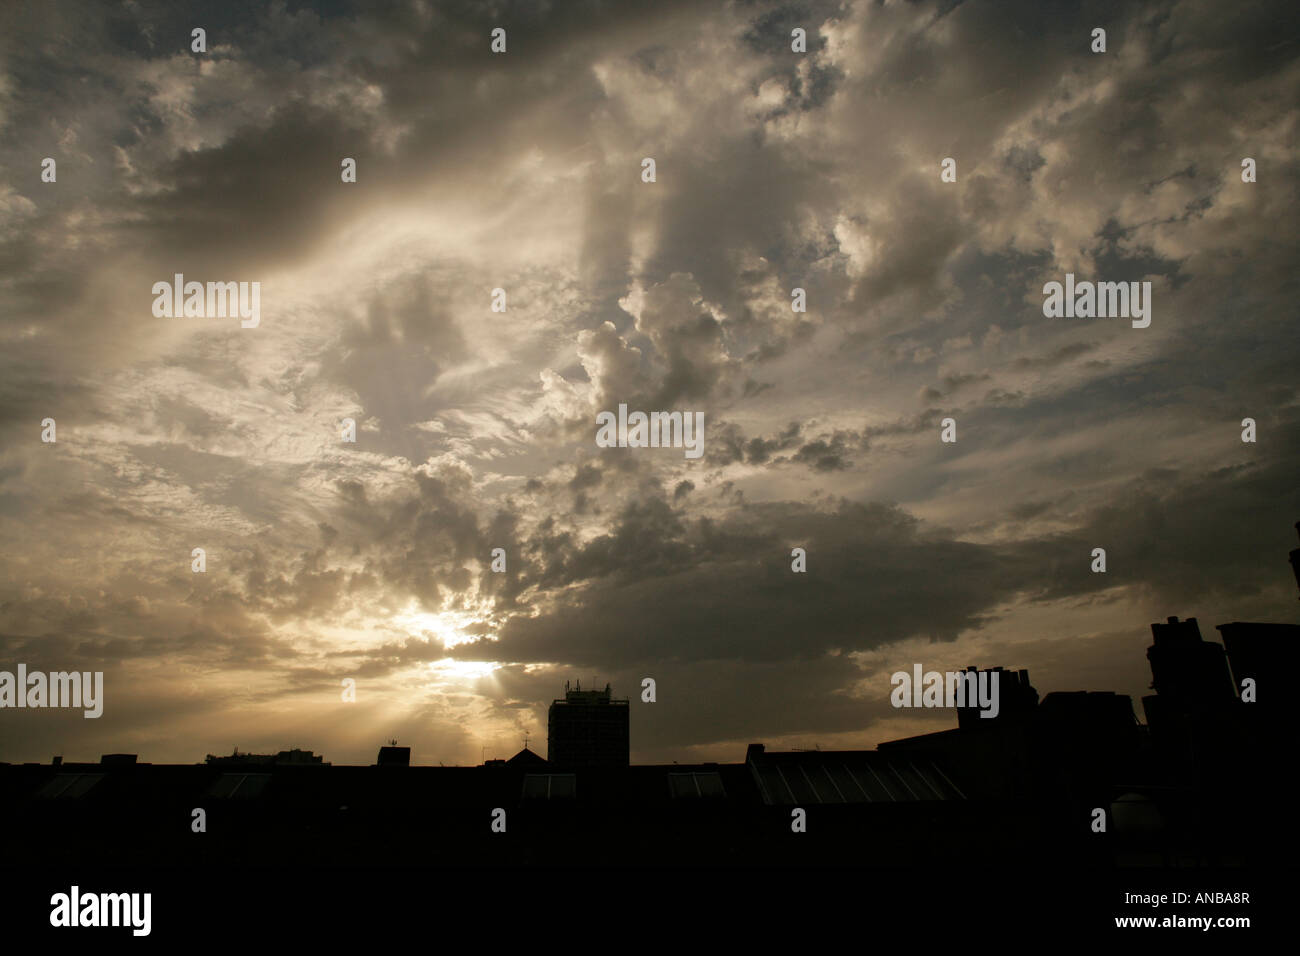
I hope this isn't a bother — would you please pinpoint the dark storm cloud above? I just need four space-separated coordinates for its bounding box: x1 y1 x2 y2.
0 603 291 668
345 469 494 607
705 419 868 472
790 430 856 471
123 103 383 274
706 420 804 467
457 497 1026 668
1049 415 1300 610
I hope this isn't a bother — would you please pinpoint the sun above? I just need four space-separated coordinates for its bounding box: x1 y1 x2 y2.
391 600 493 650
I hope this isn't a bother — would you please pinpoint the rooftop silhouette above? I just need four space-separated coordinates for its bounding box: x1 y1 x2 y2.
2 521 1294 872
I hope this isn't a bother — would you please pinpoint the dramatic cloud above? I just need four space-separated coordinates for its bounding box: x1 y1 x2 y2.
1 0 1296 766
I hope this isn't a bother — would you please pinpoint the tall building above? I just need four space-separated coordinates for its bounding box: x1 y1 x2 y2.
1215 523 1300 718
1216 621 1300 699
1141 616 1239 773
547 681 630 768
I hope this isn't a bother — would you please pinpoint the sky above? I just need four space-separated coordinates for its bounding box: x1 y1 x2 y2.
1 0 1297 767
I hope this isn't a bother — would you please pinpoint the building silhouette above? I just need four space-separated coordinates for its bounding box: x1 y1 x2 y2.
546 680 629 768
204 747 327 766
1217 620 1300 702
375 744 410 767
955 665 1038 729
2 521 1295 875
1145 616 1236 709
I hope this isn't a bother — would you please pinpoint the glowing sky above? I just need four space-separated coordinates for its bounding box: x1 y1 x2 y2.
1 0 1297 766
